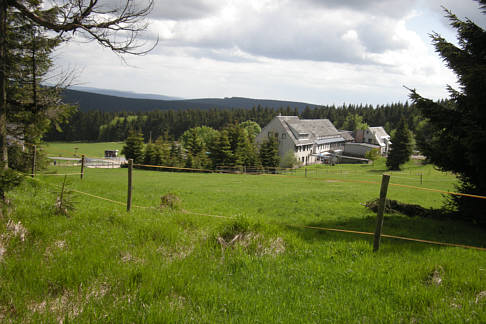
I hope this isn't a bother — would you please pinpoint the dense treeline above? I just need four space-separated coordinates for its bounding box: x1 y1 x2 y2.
121 122 281 171
45 102 424 142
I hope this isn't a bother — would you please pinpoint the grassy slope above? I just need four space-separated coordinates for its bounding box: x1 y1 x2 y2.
1 154 485 322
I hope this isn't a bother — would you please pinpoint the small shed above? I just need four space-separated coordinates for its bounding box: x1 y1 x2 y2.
104 150 119 158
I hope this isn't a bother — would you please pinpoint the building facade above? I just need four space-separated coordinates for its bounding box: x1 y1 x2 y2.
256 116 348 165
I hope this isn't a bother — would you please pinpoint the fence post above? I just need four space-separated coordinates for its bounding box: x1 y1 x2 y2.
305 168 307 177
420 173 423 185
80 155 85 179
373 174 391 252
31 145 36 178
127 159 133 212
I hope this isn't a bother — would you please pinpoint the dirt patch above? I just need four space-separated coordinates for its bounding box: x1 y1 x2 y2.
28 281 110 323
44 240 68 259
157 243 194 262
262 237 286 256
217 232 285 258
1 219 28 263
54 240 67 249
6 219 27 242
476 291 486 304
426 265 444 286
168 292 186 310
0 241 5 262
120 251 144 264
160 193 181 210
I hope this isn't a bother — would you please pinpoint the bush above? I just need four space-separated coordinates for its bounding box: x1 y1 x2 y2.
280 150 299 169
0 168 23 201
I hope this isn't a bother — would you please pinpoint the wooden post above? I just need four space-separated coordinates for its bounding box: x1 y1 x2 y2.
31 145 36 178
420 173 423 185
373 174 391 252
80 155 85 179
305 168 307 177
127 159 133 212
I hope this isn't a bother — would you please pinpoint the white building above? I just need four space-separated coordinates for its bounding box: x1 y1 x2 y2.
355 127 391 155
256 116 349 165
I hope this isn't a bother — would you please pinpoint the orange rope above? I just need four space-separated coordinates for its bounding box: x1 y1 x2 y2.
69 188 127 206
29 173 83 176
263 173 486 200
388 182 486 200
288 224 486 252
132 163 216 173
25 176 486 252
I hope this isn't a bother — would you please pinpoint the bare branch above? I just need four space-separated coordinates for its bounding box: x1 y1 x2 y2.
8 0 156 55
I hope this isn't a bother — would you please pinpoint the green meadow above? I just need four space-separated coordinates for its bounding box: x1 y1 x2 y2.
1 143 485 323
43 141 124 158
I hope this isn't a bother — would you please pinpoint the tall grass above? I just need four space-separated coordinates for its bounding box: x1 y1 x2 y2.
0 157 485 323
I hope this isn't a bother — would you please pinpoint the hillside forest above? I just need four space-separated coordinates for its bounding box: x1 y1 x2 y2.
45 101 424 143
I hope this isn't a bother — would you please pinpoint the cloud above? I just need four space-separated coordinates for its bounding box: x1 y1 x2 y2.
150 0 415 65
151 0 220 20
301 0 417 18
52 0 463 105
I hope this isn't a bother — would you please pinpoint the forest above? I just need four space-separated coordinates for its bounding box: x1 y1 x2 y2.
44 101 423 143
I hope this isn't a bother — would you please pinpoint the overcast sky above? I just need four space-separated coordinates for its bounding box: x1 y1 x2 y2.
53 0 485 105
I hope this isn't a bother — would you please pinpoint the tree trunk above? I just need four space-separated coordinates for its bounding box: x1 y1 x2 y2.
0 1 8 169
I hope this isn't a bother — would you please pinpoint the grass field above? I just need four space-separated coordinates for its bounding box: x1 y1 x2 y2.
1 143 485 323
43 142 124 158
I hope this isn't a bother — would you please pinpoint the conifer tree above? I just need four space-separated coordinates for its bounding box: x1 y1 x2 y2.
122 130 144 164
143 142 156 165
410 0 486 224
386 118 412 170
209 130 233 168
259 133 280 169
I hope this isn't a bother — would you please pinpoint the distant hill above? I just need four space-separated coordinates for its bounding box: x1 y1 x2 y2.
69 86 183 101
61 88 319 112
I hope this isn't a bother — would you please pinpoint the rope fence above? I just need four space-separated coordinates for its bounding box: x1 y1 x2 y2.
23 169 486 252
29 153 486 201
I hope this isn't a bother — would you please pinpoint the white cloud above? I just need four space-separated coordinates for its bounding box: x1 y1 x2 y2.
52 0 473 105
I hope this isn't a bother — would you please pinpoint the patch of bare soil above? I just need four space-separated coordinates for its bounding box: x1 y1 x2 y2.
217 232 285 259
28 281 110 323
1 219 28 263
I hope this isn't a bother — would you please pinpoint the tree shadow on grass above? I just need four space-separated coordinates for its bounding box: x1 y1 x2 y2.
285 212 486 253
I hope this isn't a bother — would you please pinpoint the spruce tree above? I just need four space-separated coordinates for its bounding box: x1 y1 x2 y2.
410 0 486 224
143 142 156 165
386 118 412 170
122 130 144 164
259 133 280 169
209 130 233 168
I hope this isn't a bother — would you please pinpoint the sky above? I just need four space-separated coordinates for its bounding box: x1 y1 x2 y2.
53 0 485 106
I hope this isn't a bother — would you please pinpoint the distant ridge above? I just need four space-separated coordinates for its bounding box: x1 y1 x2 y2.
61 88 319 112
69 86 183 101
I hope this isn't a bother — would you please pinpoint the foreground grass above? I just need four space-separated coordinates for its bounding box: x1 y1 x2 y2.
0 162 485 323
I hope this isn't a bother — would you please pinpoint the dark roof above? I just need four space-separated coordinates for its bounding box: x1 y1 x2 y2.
276 116 342 146
338 130 354 142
